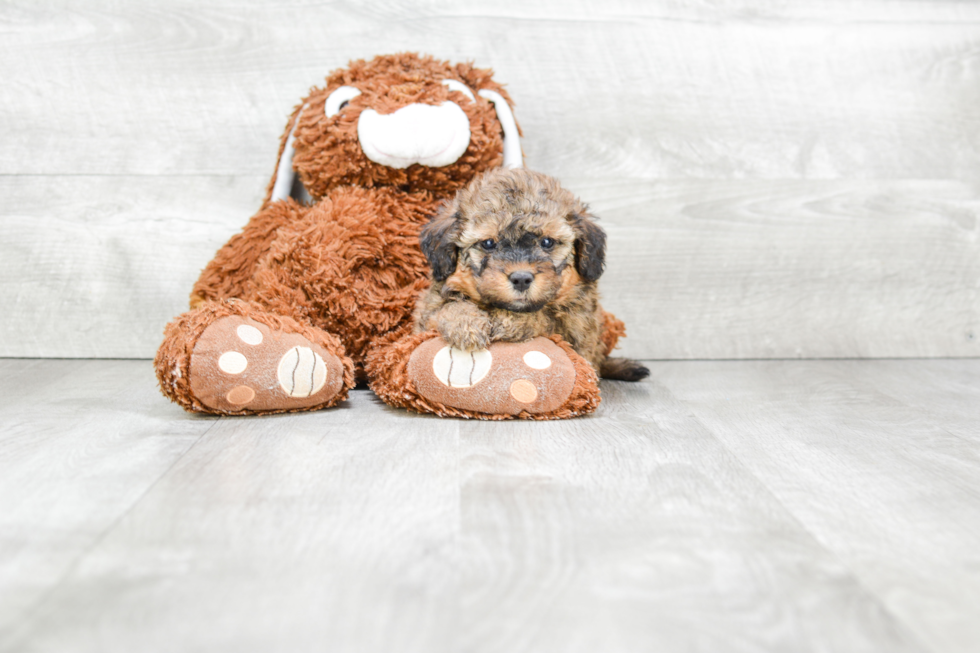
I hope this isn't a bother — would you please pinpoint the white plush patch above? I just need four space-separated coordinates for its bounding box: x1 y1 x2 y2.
358 102 471 169
442 79 475 102
478 90 523 169
325 85 362 118
270 102 309 203
218 351 248 375
432 346 492 388
278 346 328 398
270 130 299 202
236 324 263 346
523 350 552 370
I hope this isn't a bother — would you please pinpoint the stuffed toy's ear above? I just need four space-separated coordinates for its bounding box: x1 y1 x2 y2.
420 207 461 281
453 62 523 169
571 212 606 282
269 103 314 204
477 90 523 169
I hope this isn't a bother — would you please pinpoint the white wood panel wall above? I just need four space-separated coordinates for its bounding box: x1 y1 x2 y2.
1 0 978 358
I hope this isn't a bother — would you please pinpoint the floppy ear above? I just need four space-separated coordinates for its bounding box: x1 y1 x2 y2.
420 206 462 281
571 212 606 282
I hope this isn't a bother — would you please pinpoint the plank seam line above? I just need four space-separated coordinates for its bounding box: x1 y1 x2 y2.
840 361 980 461
665 392 936 653
0 416 223 645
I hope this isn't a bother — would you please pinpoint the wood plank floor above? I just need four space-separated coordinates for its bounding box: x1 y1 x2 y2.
0 358 977 653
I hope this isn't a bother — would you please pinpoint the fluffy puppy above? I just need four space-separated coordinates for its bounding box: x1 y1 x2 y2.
415 168 649 381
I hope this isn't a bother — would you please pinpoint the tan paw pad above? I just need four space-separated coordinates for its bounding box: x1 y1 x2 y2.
226 385 255 405
509 379 538 403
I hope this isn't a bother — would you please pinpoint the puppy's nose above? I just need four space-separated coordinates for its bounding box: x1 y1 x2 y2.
509 271 534 292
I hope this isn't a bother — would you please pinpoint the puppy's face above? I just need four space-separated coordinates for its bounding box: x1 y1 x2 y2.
421 168 606 312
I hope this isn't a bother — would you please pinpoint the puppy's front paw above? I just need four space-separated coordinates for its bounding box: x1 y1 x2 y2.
438 314 491 352
439 320 490 351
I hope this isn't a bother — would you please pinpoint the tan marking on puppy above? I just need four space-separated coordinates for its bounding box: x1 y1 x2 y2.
443 265 481 302
554 266 583 305
416 168 648 381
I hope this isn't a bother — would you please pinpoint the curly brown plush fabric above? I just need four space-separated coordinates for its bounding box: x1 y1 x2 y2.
193 187 435 367
270 53 516 204
156 53 522 415
601 310 627 357
155 52 625 419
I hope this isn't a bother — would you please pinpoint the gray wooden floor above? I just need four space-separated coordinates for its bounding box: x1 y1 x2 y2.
1 359 978 653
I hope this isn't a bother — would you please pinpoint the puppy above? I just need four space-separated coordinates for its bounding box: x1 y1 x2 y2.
415 167 648 382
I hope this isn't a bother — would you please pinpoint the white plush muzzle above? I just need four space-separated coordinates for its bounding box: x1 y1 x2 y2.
357 102 472 169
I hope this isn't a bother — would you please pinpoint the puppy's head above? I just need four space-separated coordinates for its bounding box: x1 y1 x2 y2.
420 168 606 313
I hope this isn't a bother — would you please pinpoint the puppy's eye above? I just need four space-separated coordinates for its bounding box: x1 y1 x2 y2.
479 239 497 251
541 237 556 249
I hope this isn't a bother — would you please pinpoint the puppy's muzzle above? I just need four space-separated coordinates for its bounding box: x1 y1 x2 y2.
508 271 534 292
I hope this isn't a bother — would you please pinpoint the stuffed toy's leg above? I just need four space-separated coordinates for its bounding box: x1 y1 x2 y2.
366 331 601 420
155 300 355 415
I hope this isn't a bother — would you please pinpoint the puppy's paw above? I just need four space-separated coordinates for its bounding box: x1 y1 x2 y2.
438 313 491 352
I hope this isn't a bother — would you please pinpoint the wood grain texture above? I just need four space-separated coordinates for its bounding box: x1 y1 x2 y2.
2 1 979 180
0 359 214 636
6 359 966 652
2 0 980 359
651 359 980 653
0 175 264 358
2 176 977 359
455 382 923 653
583 178 980 360
2 382 462 653
835 359 980 440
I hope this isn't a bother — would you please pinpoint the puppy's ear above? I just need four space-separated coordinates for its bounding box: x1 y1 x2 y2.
420 206 461 281
571 212 606 281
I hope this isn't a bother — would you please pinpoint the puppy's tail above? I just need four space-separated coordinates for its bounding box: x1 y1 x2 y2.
600 357 649 382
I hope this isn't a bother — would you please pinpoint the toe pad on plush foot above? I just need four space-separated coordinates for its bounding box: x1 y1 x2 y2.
408 337 576 416
189 316 345 413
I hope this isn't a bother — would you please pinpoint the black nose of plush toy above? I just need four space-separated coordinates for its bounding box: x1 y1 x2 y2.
509 271 534 292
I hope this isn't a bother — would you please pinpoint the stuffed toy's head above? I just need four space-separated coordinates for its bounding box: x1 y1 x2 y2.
268 53 522 203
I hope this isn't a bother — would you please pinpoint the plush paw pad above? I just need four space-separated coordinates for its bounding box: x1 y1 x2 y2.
408 337 576 416
189 316 344 412
277 346 329 397
431 346 493 388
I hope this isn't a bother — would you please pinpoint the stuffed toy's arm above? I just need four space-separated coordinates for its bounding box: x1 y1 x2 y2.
190 200 308 308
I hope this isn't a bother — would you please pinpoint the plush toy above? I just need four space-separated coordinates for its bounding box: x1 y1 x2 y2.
155 52 628 420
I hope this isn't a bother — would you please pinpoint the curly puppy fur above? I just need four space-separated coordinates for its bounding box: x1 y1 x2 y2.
415 168 649 382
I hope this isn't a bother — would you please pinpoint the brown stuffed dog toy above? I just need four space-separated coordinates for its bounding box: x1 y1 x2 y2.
155 52 631 420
